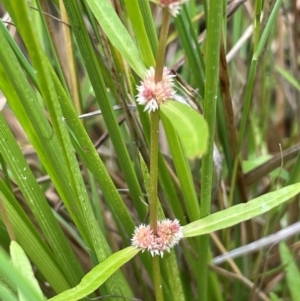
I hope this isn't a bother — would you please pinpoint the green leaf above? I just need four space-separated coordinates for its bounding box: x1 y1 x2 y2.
276 65 300 92
269 292 281 301
160 101 208 158
183 183 300 237
279 242 300 301
0 248 45 301
0 178 71 293
85 0 146 77
0 282 19 301
49 247 140 301
10 242 44 301
122 0 155 67
62 0 147 222
161 111 200 220
174 13 205 95
243 155 272 173
0 11 86 288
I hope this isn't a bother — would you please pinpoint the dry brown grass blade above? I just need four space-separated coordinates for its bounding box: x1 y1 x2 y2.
219 39 248 203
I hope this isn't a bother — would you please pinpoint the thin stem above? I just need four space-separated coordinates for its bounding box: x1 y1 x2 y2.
155 9 170 81
199 1 223 301
149 109 160 233
253 0 263 51
152 256 164 301
149 7 170 234
149 8 170 301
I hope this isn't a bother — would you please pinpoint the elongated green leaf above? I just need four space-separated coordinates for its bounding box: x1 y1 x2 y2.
3 0 89 241
50 67 135 235
10 242 44 301
279 242 300 301
0 20 85 288
0 178 70 293
160 101 208 158
1 6 133 297
161 112 200 220
175 13 205 94
183 183 300 237
269 292 281 301
136 0 158 55
51 67 140 297
49 247 140 301
123 0 155 67
13 0 109 270
85 0 146 77
0 248 45 301
239 0 283 144
0 282 18 301
276 65 300 91
254 0 284 59
62 0 147 220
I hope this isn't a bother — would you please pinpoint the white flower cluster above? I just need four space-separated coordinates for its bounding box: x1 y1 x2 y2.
131 219 183 257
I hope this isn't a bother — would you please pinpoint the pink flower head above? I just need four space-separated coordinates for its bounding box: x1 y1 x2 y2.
136 67 176 113
159 0 189 17
131 219 183 257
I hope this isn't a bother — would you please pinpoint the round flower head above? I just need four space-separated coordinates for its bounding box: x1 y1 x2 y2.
136 67 176 113
158 0 189 17
131 219 183 257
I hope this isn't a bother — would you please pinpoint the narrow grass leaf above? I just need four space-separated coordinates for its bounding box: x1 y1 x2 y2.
0 11 88 287
49 247 140 301
276 65 300 91
62 0 146 219
0 101 83 289
279 242 300 301
160 101 208 158
183 183 300 237
0 282 19 301
269 292 281 301
85 0 146 77
0 179 71 293
0 248 46 301
1 7 133 298
254 0 284 58
160 253 186 301
174 13 204 94
161 113 200 220
123 0 155 67
136 0 158 55
10 241 44 301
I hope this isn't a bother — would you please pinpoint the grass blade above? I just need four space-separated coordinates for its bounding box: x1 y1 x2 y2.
49 247 140 301
279 242 300 301
184 183 300 237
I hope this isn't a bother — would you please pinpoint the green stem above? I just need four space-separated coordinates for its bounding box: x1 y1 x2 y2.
152 256 164 301
199 1 223 301
149 8 170 301
149 109 160 233
253 0 263 51
150 6 170 236
155 9 170 81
